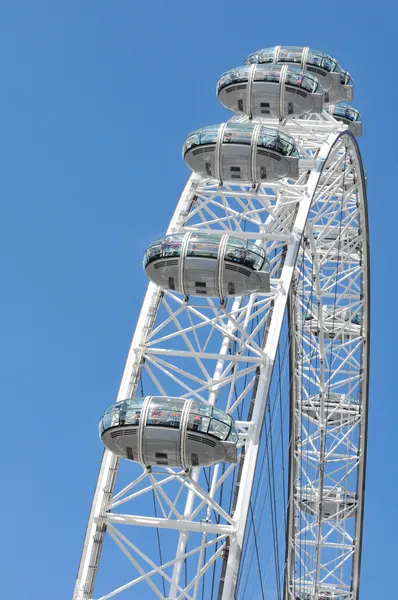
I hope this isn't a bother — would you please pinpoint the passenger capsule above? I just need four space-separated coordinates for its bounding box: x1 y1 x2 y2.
244 46 353 103
99 397 238 468
216 64 324 118
328 102 362 136
301 392 360 426
143 232 270 299
183 123 299 184
294 585 351 600
299 486 357 519
313 227 360 253
304 306 361 339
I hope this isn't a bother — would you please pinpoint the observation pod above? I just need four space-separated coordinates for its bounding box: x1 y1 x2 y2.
313 226 361 254
216 64 324 119
183 123 299 184
328 102 362 136
301 392 360 426
99 397 238 469
244 46 353 104
144 232 270 299
294 586 351 600
299 486 357 519
304 306 361 340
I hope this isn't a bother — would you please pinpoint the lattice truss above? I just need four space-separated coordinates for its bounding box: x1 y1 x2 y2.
74 118 368 600
286 135 368 600
90 180 300 600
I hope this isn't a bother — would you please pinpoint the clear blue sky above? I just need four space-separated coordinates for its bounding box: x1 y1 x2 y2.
0 2 394 599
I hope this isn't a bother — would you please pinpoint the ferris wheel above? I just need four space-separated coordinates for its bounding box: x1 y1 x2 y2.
73 45 369 600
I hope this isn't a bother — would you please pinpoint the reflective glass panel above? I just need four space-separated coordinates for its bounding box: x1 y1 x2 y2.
224 238 268 272
230 66 250 83
340 69 352 85
225 243 247 265
187 414 210 433
278 46 303 64
259 67 280 83
208 418 230 441
258 128 298 156
144 238 163 266
183 131 201 153
190 402 212 417
188 233 219 259
224 124 253 145
307 49 338 72
253 64 281 83
102 411 120 430
200 125 219 145
123 408 142 425
227 429 239 443
212 407 231 425
246 241 267 269
302 74 321 93
162 234 184 258
217 71 234 90
245 47 274 65
245 248 265 270
333 104 360 123
147 397 185 428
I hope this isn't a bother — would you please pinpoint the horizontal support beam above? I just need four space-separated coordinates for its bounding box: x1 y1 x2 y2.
179 227 293 242
106 513 234 535
295 540 353 549
144 348 264 363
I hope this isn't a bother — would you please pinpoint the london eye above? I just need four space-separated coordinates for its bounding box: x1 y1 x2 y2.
73 45 369 600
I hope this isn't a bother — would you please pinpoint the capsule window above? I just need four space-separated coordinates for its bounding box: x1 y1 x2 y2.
102 412 119 430
146 398 184 428
190 403 212 417
187 415 210 434
227 429 239 443
208 419 230 441
212 407 231 424
188 235 219 259
121 407 141 426
200 127 219 145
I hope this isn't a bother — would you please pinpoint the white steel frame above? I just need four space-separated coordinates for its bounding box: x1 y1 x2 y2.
73 111 369 599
